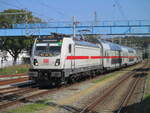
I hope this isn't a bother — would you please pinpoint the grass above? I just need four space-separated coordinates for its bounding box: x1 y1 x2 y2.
92 71 120 83
92 63 143 84
0 64 30 75
6 99 51 113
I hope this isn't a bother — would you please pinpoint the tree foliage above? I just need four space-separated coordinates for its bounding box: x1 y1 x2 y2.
0 9 40 64
0 9 42 28
0 37 34 64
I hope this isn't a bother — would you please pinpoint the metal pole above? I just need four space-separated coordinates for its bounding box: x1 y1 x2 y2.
119 37 121 45
111 37 114 43
125 36 128 46
94 11 98 26
73 16 76 38
25 9 28 35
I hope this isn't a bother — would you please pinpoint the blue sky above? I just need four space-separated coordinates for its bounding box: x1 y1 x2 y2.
0 0 150 22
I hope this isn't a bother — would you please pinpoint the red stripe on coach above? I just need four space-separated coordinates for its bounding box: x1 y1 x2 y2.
66 56 137 60
66 56 89 60
91 56 102 59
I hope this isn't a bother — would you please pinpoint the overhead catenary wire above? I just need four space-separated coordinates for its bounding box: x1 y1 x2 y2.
39 1 71 19
15 0 22 7
0 0 21 10
112 0 127 20
0 0 54 21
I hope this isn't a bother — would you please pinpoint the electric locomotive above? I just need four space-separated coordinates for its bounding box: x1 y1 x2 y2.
29 35 140 86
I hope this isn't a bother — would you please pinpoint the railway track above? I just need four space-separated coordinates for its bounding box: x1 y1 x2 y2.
0 77 29 86
117 63 149 113
0 69 116 111
117 74 141 113
0 83 46 109
0 73 27 78
0 87 39 101
0 62 147 112
0 80 33 93
78 62 148 113
0 76 96 111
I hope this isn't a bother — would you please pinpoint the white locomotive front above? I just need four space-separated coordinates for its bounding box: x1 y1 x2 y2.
29 36 65 85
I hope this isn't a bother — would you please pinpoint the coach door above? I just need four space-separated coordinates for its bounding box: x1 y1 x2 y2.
69 44 75 70
118 50 122 67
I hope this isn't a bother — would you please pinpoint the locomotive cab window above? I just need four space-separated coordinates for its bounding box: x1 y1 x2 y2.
34 43 61 57
69 44 72 53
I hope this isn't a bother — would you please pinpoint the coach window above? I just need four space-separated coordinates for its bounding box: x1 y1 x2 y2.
69 44 72 53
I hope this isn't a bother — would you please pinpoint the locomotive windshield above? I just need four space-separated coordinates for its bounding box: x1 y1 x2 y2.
34 44 61 57
34 38 62 57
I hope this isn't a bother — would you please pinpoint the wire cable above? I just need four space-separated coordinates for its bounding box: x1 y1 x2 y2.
112 0 127 20
0 0 53 21
39 1 70 19
15 0 22 7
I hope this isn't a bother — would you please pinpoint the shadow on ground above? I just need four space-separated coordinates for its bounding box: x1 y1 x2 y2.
114 95 150 113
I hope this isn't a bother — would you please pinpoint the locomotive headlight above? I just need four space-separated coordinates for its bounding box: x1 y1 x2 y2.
33 59 38 66
55 59 60 66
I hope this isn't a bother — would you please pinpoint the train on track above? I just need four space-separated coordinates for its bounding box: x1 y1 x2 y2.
29 34 142 86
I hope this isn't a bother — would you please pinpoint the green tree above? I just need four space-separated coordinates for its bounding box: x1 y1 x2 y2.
0 9 41 28
0 37 34 65
0 9 40 64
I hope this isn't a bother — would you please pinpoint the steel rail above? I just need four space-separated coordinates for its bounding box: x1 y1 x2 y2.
0 73 27 78
117 77 140 113
117 63 149 113
79 63 147 113
0 77 28 86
